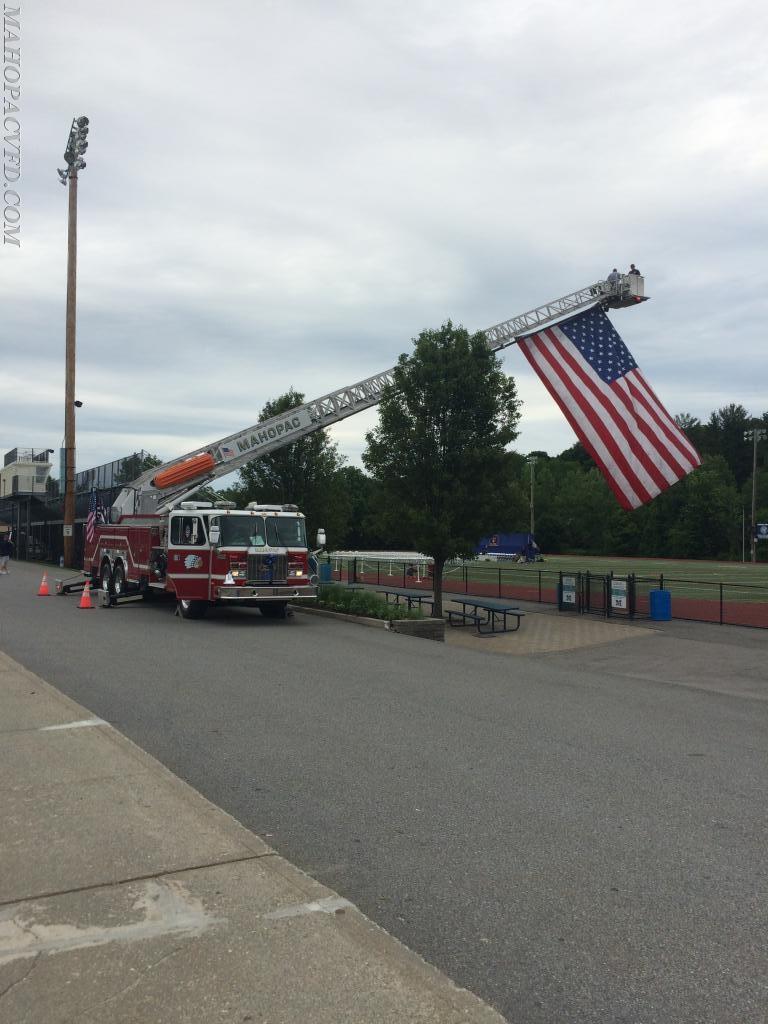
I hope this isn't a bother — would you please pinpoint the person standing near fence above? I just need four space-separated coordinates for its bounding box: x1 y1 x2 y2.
0 533 13 574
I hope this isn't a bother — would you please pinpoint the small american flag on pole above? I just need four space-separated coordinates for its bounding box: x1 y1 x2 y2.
86 488 98 543
517 305 701 510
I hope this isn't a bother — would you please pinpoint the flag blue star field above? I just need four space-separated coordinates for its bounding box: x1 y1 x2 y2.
517 305 701 510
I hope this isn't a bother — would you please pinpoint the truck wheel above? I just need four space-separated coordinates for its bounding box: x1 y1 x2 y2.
178 599 208 619
259 602 288 619
100 561 112 594
112 563 126 599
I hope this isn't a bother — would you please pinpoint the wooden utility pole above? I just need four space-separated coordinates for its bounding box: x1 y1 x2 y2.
58 116 89 569
63 170 78 568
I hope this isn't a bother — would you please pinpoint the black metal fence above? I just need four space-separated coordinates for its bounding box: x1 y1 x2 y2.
328 557 768 630
0 451 152 566
0 486 123 567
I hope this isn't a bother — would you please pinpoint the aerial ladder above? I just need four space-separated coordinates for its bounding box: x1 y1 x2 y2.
112 274 646 520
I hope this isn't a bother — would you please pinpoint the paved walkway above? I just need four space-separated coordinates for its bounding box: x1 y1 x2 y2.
0 648 504 1024
442 603 655 655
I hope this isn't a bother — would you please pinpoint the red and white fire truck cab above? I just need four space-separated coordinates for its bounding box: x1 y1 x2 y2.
84 501 319 619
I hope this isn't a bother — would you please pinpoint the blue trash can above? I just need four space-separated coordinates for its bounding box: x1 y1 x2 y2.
648 588 671 621
319 562 332 584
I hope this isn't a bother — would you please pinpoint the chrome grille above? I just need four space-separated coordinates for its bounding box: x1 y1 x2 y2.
247 553 287 585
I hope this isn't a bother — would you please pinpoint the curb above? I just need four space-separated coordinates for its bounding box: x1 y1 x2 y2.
290 603 388 629
291 604 445 641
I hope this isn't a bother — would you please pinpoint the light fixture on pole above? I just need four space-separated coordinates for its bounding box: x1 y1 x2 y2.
56 115 90 568
527 455 538 537
743 425 767 565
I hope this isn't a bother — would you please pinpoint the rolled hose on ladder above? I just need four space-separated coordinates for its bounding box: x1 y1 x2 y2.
151 453 216 490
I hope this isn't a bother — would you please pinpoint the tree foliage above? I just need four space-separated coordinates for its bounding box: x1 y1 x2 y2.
215 385 767 565
221 389 349 544
113 451 162 485
362 321 523 613
525 445 760 561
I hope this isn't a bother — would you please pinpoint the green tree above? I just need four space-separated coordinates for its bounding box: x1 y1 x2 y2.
113 451 162 485
223 389 348 545
666 455 738 559
674 413 709 459
707 404 753 486
333 466 383 550
363 321 522 615
557 441 596 471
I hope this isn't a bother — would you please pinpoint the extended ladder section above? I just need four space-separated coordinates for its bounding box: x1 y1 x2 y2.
113 274 645 517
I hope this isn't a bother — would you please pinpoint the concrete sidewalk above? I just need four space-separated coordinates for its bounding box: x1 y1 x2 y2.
0 649 504 1023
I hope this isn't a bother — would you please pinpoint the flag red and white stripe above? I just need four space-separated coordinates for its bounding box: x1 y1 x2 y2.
86 488 98 544
518 313 701 510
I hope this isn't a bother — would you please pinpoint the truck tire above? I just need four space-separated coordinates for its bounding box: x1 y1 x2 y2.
259 602 288 619
100 561 112 594
178 599 208 619
112 562 126 599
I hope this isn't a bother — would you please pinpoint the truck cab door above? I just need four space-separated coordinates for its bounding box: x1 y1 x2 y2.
167 513 212 600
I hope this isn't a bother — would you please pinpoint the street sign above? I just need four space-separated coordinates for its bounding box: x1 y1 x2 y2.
63 525 73 537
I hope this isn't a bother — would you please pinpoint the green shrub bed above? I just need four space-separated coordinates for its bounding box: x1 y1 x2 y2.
314 584 424 621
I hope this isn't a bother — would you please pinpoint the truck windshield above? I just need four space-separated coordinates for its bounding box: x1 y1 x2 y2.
266 516 307 547
217 516 267 547
214 515 306 548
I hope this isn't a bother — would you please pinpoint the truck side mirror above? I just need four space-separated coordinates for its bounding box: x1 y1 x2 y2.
316 529 326 548
209 525 220 547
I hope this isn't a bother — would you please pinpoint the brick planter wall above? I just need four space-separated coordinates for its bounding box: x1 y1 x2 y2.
387 617 445 642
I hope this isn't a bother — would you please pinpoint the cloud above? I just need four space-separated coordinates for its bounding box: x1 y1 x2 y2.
3 0 766 479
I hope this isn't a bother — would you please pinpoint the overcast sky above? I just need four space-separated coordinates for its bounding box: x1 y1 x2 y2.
2 0 766 481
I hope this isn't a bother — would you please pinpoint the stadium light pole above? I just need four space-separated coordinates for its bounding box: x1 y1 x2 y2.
527 455 538 537
742 506 746 563
57 116 89 568
743 425 767 565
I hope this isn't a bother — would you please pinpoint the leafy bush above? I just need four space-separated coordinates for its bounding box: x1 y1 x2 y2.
316 584 423 621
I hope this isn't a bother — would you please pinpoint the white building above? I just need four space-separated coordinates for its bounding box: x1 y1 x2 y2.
0 448 54 497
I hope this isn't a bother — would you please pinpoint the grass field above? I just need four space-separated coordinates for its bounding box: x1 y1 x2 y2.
447 554 768 587
332 551 768 587
332 551 768 626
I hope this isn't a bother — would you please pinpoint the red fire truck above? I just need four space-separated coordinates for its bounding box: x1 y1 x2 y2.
79 273 645 619
84 498 320 619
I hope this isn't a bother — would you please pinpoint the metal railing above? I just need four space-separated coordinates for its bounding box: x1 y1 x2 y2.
325 557 768 630
3 448 53 467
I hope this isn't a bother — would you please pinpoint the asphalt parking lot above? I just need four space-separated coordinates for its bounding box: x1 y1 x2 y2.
1 560 767 1023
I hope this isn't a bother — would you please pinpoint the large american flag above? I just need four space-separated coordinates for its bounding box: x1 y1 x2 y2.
517 305 701 510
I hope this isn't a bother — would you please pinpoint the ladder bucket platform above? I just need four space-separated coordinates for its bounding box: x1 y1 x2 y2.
602 274 648 309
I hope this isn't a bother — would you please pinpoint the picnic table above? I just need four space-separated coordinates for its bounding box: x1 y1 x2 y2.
446 597 525 635
376 587 435 615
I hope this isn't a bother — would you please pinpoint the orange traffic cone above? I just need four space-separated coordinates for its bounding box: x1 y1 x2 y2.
78 580 93 610
38 572 50 597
